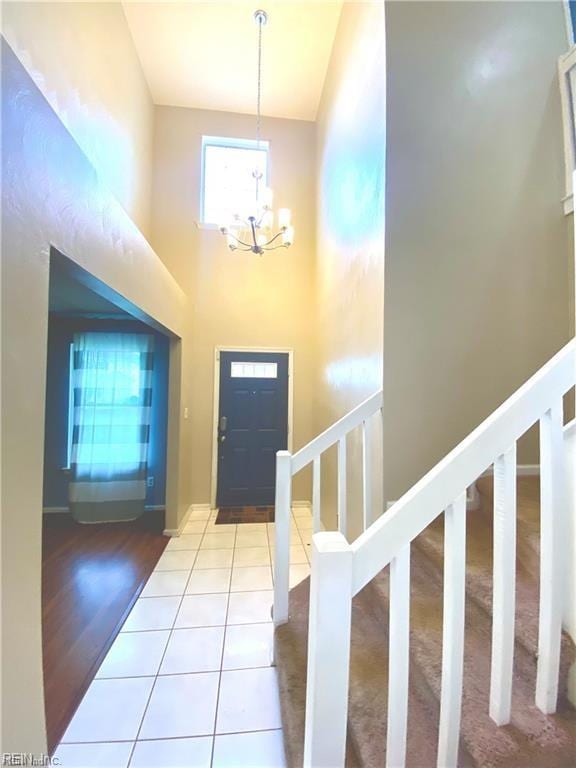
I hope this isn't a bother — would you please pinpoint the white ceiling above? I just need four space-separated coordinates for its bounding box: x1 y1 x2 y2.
122 1 343 121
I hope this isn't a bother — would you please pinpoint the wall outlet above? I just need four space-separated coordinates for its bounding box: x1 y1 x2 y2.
146 476 154 488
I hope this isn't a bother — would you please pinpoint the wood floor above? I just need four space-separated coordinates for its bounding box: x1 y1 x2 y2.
42 511 167 753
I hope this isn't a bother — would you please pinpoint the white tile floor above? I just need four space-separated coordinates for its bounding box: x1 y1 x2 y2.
55 505 313 768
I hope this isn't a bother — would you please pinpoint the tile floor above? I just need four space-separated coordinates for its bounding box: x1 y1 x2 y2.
54 505 313 768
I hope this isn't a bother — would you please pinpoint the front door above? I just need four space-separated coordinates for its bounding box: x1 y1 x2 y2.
216 351 289 507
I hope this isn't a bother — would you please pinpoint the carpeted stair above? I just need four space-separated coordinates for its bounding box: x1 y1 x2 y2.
274 477 576 767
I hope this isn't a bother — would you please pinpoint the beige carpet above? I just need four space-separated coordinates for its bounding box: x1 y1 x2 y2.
274 477 576 767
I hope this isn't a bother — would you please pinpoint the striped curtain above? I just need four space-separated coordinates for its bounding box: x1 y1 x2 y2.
69 332 154 523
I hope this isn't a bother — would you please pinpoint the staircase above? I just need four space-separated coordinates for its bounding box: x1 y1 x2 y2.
271 341 576 767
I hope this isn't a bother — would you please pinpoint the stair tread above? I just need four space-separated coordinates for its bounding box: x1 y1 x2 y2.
274 477 576 767
275 576 454 768
370 549 575 768
415 477 574 683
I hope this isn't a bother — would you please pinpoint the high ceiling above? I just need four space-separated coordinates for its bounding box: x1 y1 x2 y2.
122 1 343 121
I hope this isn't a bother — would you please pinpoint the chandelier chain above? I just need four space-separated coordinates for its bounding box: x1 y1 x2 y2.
256 13 262 149
219 9 293 254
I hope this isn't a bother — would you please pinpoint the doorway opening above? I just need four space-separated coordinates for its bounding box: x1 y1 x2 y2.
211 348 293 510
42 251 177 752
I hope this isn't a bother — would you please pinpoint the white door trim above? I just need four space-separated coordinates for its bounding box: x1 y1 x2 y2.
210 346 294 509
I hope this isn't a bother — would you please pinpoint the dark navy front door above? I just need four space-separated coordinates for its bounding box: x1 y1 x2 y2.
216 351 289 507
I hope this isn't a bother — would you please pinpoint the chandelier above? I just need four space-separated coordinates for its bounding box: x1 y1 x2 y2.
219 9 294 255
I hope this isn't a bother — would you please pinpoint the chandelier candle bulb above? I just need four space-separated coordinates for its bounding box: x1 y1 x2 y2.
282 225 295 246
260 186 273 208
278 208 291 229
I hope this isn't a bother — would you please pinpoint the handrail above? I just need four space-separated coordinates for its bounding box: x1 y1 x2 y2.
273 388 383 627
302 338 575 767
291 389 383 474
351 339 575 595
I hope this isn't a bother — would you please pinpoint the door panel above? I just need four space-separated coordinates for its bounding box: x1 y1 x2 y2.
216 351 289 507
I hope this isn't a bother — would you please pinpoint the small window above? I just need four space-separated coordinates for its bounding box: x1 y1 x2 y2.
201 136 269 225
68 333 154 474
231 361 278 379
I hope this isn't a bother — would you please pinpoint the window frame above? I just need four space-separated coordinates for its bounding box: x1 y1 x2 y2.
200 135 270 226
66 341 75 469
565 0 576 47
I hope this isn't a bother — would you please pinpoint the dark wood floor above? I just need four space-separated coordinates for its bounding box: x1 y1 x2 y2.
42 511 167 753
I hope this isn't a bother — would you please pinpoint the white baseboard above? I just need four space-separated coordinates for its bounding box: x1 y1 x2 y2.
163 503 205 537
386 493 483 513
517 464 540 476
292 500 312 509
482 464 540 477
385 466 541 514
44 504 167 515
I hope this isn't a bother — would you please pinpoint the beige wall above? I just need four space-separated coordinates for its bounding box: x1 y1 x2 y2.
150 107 317 502
384 1 573 500
1 40 190 752
314 2 386 537
2 1 154 237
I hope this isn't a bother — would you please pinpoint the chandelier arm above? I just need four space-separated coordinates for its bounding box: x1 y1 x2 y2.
225 231 254 249
261 229 285 246
262 243 290 251
233 238 255 249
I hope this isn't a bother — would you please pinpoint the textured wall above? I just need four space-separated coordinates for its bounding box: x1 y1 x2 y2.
314 2 386 537
150 106 317 503
2 2 154 237
384 1 573 500
0 40 189 753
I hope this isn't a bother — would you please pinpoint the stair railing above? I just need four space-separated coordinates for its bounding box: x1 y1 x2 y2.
273 389 383 626
297 339 575 767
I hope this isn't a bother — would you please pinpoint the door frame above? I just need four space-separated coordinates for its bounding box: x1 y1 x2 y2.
210 346 294 509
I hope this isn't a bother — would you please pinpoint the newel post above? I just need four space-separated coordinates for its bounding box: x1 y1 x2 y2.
273 450 292 626
303 532 354 767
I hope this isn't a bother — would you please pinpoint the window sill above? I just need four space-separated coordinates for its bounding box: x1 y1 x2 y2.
195 222 221 231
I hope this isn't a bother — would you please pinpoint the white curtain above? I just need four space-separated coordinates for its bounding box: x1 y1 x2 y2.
69 332 154 523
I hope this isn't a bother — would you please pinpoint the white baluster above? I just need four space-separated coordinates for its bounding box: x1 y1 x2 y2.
437 492 467 768
490 444 517 725
380 405 385 507
338 436 347 536
273 450 292 626
304 532 353 768
313 455 321 533
386 545 411 768
362 418 373 530
536 402 566 713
